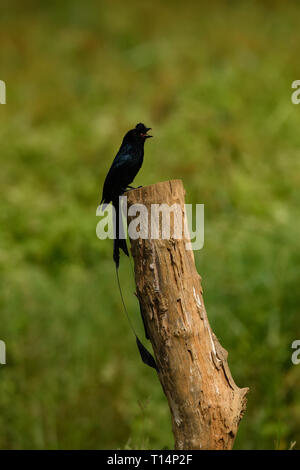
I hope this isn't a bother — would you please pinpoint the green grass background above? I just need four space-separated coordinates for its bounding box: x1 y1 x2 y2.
0 0 299 449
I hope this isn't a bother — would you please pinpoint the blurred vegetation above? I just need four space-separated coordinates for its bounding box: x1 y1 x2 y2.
0 0 300 450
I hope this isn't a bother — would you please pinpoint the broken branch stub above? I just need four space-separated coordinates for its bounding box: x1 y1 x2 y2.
127 179 248 450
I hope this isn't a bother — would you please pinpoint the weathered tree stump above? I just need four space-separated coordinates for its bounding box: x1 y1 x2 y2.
127 179 248 450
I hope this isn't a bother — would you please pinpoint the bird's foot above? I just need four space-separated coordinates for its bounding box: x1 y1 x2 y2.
124 185 143 192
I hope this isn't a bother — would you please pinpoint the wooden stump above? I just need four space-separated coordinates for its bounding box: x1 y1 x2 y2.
126 179 248 450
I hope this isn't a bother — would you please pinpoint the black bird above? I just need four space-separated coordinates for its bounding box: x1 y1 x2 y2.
101 123 152 267
100 123 157 371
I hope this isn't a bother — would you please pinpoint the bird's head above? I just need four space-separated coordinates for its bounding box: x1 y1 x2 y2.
125 123 152 144
135 123 152 139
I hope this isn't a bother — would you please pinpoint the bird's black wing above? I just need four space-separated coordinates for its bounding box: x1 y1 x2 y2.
101 154 135 266
101 152 137 205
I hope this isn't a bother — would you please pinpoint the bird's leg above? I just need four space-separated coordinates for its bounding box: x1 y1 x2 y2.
124 185 136 192
125 185 143 190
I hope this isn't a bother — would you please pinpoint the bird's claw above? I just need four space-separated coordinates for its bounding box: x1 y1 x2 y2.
125 185 143 191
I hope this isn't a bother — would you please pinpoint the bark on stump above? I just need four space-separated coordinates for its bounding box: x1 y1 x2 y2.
126 179 248 450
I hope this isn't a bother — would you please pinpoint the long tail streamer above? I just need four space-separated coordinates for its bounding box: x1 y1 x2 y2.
115 267 158 371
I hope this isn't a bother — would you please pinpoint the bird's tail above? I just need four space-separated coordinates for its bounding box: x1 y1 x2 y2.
115 267 158 371
111 197 157 371
112 197 129 268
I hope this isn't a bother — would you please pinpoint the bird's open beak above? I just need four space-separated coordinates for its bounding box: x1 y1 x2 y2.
143 127 152 138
